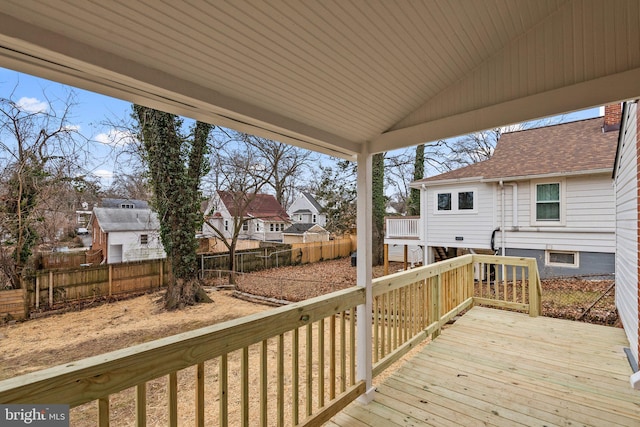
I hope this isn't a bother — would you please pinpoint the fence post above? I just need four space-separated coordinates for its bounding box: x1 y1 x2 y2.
35 275 40 310
108 264 113 297
48 271 53 307
160 260 164 287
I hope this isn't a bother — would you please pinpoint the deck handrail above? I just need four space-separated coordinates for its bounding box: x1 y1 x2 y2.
0 254 541 426
384 217 420 239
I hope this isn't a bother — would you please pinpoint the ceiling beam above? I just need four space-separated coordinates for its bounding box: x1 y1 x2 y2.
371 67 640 154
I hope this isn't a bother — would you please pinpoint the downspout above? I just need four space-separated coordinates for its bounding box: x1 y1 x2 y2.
505 182 518 228
499 181 505 256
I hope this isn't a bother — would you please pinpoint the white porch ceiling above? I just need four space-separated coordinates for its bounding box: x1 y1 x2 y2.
0 0 638 159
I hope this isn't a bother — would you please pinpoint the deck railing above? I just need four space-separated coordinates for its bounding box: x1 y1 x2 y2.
384 216 420 239
0 255 540 426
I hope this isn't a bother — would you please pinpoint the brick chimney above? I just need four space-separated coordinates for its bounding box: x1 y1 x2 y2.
603 103 622 132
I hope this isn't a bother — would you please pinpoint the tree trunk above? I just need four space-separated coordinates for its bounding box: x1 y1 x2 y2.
372 153 385 266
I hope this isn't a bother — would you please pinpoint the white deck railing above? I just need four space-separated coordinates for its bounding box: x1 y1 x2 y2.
0 255 540 426
385 216 420 239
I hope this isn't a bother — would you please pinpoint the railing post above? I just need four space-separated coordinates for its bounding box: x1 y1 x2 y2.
528 259 540 317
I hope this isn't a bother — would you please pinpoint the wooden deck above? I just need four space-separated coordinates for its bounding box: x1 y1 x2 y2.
330 306 640 427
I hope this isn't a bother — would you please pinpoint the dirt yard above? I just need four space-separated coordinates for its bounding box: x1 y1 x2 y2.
0 258 384 381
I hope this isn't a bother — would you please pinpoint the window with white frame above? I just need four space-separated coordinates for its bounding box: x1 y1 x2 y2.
224 220 229 231
437 193 451 211
312 214 317 223
242 222 249 231
536 183 560 220
545 250 578 268
532 179 564 225
458 191 474 210
140 234 148 245
435 189 476 213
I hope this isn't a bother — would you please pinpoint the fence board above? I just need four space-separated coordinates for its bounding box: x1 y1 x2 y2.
0 288 26 320
31 259 169 310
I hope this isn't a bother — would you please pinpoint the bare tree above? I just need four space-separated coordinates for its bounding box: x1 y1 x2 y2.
105 171 151 200
239 133 316 208
0 87 87 288
203 144 274 284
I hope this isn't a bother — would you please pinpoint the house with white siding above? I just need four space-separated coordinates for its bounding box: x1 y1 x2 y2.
203 191 291 242
90 207 165 264
613 100 639 372
386 106 620 279
287 192 327 227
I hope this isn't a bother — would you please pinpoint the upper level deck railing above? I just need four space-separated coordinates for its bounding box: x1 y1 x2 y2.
384 216 420 239
0 255 540 426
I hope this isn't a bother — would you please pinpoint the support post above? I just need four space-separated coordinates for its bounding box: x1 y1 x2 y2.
356 145 375 403
383 244 389 276
403 245 408 270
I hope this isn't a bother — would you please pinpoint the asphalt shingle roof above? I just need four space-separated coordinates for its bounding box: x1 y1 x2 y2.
416 117 618 184
93 208 160 232
217 191 290 221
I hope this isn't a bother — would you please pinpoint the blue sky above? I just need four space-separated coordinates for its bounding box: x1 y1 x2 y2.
0 67 133 186
1 67 603 188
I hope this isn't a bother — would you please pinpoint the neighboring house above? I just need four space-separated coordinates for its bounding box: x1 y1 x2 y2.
389 106 620 279
613 99 639 372
287 192 327 227
90 207 165 264
282 223 330 244
203 191 291 242
75 202 93 229
101 198 150 210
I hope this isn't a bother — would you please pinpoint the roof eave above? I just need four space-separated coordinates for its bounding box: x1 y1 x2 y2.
482 168 613 183
409 176 484 189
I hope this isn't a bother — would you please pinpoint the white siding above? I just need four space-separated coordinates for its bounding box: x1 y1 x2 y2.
108 230 165 264
287 194 327 226
615 102 638 364
424 183 496 249
498 175 615 253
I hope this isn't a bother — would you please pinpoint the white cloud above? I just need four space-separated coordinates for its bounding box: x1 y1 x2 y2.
16 97 48 113
94 129 137 147
63 124 81 132
93 169 114 180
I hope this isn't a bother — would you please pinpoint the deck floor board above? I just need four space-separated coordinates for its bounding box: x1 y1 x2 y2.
332 306 640 426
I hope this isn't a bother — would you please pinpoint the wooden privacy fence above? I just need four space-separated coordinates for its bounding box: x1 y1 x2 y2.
39 250 103 270
291 238 353 264
0 254 540 426
31 259 169 310
0 288 27 321
200 238 355 277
